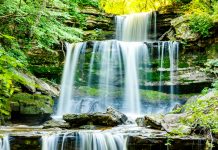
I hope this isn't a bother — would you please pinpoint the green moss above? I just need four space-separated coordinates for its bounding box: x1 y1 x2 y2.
140 71 170 82
10 93 54 115
140 90 170 101
77 86 122 97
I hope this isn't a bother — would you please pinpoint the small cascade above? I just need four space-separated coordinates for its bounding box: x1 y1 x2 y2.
168 42 179 102
41 132 126 150
0 135 10 150
57 42 87 116
116 12 153 41
78 132 125 150
120 42 149 115
42 134 59 150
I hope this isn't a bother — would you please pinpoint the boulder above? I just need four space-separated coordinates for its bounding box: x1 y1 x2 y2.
63 112 124 128
106 106 128 124
136 116 162 130
43 120 70 129
161 113 191 135
162 113 186 124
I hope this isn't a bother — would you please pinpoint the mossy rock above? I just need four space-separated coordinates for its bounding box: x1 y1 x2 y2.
140 90 170 101
10 93 54 115
75 86 180 102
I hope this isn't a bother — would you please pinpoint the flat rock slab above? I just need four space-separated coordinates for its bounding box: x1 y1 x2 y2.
43 120 70 129
63 112 122 127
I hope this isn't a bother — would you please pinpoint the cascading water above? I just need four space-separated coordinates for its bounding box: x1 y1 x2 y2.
42 131 126 150
56 12 179 116
0 135 10 150
56 43 87 116
116 13 152 41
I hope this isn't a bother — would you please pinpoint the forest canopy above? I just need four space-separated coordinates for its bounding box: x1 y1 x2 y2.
99 0 217 14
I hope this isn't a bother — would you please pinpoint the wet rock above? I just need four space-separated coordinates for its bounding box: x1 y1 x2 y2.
43 120 70 129
79 125 96 130
136 116 162 130
162 113 186 124
172 104 182 112
162 123 191 135
106 107 128 124
135 118 145 127
63 112 123 127
161 113 191 135
10 93 54 125
34 78 59 97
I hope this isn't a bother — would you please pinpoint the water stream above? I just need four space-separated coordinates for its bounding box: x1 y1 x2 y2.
0 135 10 150
42 131 126 150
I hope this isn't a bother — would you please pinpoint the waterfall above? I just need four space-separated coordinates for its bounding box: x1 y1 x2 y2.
41 132 126 150
168 42 179 102
120 42 149 115
0 135 10 150
57 42 87 116
157 41 179 112
56 11 179 116
116 12 153 41
42 134 59 150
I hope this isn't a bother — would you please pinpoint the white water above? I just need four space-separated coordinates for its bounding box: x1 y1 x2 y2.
168 41 179 101
42 134 59 150
120 42 149 115
116 12 152 41
0 135 10 150
56 11 179 116
57 42 87 116
42 131 126 150
78 132 126 150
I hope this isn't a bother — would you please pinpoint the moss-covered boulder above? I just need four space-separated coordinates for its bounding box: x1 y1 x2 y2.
10 93 54 124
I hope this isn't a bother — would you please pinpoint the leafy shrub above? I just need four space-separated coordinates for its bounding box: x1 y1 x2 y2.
72 0 99 8
189 13 214 37
182 91 218 132
203 59 218 77
212 80 218 90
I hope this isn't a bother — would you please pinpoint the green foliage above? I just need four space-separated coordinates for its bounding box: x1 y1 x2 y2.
0 0 83 52
0 48 24 119
203 59 218 77
212 2 218 21
100 0 179 14
72 0 99 8
189 13 214 37
182 90 218 133
212 80 218 90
